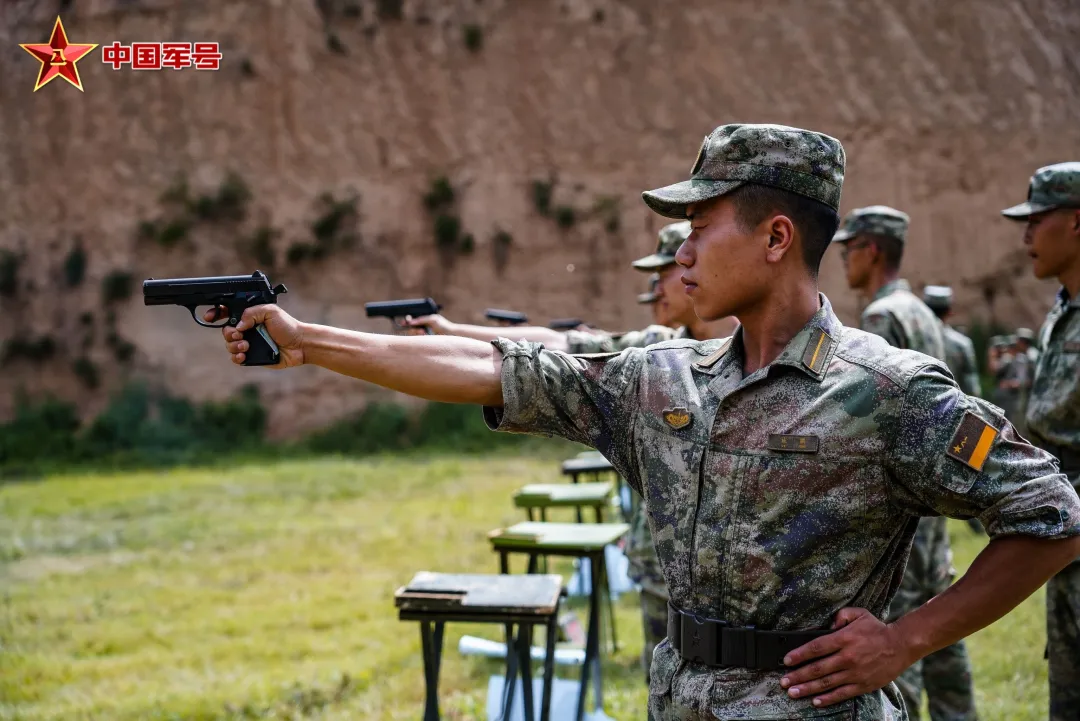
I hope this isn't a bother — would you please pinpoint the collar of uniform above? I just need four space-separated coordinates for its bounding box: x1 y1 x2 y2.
767 293 842 381
1061 286 1080 309
692 294 841 381
871 278 911 303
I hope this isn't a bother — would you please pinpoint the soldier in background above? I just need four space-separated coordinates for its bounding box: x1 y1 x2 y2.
1001 161 1080 721
1011 328 1038 437
833 206 978 721
989 334 1019 422
922 285 982 397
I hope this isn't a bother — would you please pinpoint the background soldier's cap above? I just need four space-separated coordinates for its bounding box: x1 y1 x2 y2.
922 284 953 311
1002 162 1080 219
637 273 660 304
632 221 690 270
1016 327 1036 342
641 123 845 219
832 205 910 243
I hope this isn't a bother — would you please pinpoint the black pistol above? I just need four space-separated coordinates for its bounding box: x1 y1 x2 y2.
365 298 441 335
485 308 529 326
549 318 586 331
143 270 288 366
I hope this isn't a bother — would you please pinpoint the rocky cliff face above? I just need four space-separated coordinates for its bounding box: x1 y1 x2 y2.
1 0 1077 436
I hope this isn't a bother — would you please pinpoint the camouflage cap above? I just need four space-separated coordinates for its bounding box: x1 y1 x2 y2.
637 272 660 304
832 205 910 243
1016 327 1036 342
922 284 953 312
1002 162 1080 219
632 221 690 270
641 123 845 219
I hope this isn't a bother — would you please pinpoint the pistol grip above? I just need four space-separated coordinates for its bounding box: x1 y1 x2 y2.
242 324 280 366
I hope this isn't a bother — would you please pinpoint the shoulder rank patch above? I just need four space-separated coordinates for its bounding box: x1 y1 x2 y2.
767 434 820 453
946 412 999 472
801 327 833 374
693 338 732 369
662 407 692 430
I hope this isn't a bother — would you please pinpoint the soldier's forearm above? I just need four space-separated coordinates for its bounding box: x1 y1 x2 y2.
299 322 505 406
442 322 570 352
893 534 1080 659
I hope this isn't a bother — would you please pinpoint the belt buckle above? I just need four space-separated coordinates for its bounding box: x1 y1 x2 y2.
679 612 719 665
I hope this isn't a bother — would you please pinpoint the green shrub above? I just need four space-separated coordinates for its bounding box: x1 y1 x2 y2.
0 395 80 466
137 220 159 243
327 32 346 54
434 214 461 249
101 271 134 304
158 219 190 247
376 0 403 20
304 402 411 455
63 244 87 287
463 25 483 52
532 180 553 216
192 172 251 222
3 336 56 364
554 205 577 229
414 402 524 453
72 357 100 389
249 225 278 268
0 250 19 297
423 177 455 211
311 193 358 251
160 177 190 206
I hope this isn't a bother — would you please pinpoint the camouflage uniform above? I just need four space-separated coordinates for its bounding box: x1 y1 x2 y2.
570 221 699 685
834 209 977 721
922 286 982 398
484 125 1080 721
1002 162 1080 721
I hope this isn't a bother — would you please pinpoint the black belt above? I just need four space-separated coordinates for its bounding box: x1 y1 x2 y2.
668 603 831 670
1039 441 1080 477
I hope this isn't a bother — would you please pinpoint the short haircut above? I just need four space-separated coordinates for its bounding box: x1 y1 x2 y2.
928 305 949 321
864 234 904 271
727 183 840 277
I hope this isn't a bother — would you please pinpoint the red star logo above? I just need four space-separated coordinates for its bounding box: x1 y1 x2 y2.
20 16 98 92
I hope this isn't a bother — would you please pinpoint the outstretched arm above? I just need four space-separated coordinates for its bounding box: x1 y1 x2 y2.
404 314 571 352
215 305 504 406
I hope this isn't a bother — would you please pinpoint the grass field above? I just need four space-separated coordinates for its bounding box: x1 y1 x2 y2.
0 454 1048 720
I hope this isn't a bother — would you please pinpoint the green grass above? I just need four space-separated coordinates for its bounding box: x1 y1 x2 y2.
0 456 1046 719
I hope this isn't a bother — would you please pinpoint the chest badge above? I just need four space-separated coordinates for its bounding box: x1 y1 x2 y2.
663 407 692 430
768 434 820 453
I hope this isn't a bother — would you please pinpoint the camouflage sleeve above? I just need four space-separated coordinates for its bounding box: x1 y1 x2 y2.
483 338 646 493
886 365 1080 539
861 311 906 349
565 330 616 354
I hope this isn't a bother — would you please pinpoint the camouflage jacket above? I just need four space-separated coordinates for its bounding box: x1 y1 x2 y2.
861 279 946 361
486 294 1080 719
943 325 982 398
570 324 691 597
1027 288 1080 470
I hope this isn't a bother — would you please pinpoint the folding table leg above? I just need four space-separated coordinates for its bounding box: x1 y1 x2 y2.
590 553 605 712
420 621 442 721
600 551 618 652
576 556 603 721
520 624 535 721
540 615 557 721
502 623 519 721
